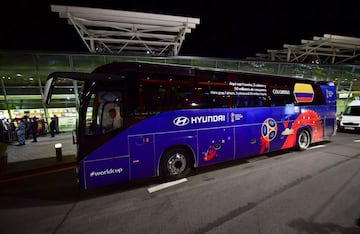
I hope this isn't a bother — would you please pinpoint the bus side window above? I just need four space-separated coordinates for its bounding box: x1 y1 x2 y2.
313 86 326 105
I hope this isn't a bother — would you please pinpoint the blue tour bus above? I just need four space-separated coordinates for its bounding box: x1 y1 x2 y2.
44 62 336 190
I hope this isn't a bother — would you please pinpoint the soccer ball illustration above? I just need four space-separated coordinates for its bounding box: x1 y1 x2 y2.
261 118 278 141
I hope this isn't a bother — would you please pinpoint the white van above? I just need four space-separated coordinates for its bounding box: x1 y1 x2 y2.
339 100 360 132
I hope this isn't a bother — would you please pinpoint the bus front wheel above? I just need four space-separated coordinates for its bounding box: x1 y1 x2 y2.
160 147 192 181
296 129 311 151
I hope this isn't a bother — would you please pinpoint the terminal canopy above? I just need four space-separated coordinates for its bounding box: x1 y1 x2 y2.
251 34 360 64
51 5 200 56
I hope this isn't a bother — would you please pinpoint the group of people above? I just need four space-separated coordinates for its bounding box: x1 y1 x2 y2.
14 117 37 145
0 115 59 146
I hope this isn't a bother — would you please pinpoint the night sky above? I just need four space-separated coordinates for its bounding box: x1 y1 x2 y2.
1 0 360 59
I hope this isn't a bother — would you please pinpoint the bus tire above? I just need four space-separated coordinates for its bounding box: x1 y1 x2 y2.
296 129 311 151
160 147 192 181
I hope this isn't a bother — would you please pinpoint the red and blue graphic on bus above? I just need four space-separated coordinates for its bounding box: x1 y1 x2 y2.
260 118 278 153
204 145 217 161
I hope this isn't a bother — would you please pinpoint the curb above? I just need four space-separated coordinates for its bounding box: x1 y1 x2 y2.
0 156 76 184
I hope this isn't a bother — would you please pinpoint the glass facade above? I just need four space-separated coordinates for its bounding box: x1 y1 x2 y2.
0 50 359 131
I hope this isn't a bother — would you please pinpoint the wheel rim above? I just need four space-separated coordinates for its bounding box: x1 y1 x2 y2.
298 131 310 149
167 153 186 176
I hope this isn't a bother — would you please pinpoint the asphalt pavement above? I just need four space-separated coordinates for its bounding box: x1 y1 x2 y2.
0 132 76 181
0 132 359 234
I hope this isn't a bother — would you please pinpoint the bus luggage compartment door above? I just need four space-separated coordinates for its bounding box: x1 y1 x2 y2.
81 156 130 189
198 128 235 165
235 124 263 158
129 135 155 180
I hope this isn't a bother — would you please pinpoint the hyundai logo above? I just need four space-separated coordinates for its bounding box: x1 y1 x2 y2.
173 116 190 126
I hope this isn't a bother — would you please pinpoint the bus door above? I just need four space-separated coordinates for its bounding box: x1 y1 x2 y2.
198 127 235 165
320 84 337 136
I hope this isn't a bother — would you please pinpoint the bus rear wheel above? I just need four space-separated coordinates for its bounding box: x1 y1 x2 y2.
160 147 192 181
296 129 311 151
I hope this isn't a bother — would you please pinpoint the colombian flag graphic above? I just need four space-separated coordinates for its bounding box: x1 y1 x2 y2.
294 83 314 103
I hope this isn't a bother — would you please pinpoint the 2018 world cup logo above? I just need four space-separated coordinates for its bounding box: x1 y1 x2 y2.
261 118 278 141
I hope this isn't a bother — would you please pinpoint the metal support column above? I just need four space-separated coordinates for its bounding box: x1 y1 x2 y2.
33 54 49 123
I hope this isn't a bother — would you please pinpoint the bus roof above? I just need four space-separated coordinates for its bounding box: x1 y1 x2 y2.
92 61 330 85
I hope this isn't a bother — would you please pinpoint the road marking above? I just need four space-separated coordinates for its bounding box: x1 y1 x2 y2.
354 140 360 143
308 145 325 150
147 178 188 193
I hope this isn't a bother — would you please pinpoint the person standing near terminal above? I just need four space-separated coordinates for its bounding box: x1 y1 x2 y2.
29 116 38 142
15 118 26 146
50 117 56 137
54 115 59 134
